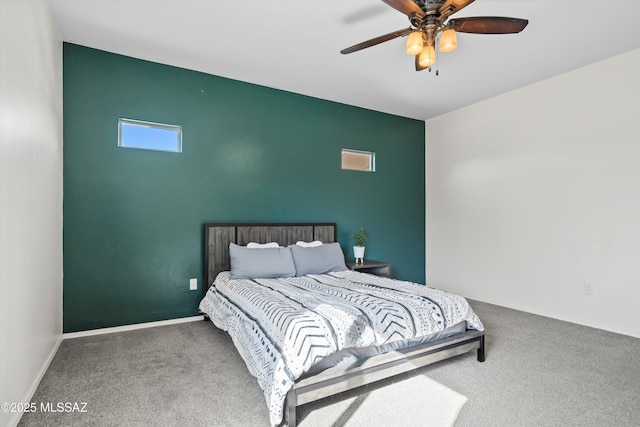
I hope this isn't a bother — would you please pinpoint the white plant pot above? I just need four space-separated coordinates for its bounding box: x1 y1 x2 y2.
353 246 365 263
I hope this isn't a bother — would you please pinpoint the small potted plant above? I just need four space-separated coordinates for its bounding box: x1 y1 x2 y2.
352 226 368 264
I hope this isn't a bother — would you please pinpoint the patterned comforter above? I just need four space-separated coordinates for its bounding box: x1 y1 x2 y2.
199 270 484 426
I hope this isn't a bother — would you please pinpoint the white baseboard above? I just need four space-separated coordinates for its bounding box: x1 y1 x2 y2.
7 335 63 427
62 315 205 339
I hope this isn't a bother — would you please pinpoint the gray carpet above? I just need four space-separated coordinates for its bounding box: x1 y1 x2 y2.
18 301 640 427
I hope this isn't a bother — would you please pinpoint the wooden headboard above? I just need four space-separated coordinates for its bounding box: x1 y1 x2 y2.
203 222 337 290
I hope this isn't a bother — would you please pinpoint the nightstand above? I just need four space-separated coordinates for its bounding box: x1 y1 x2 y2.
346 260 391 278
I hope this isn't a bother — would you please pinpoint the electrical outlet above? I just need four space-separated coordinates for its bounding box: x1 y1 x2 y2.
189 278 197 291
584 282 594 295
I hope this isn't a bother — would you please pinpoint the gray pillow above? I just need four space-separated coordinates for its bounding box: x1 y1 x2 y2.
229 243 296 279
290 242 348 276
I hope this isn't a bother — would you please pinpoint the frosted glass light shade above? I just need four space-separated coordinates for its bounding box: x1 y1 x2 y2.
439 29 457 53
406 31 424 55
418 45 436 67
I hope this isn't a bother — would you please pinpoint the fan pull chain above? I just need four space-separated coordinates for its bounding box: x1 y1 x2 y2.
435 33 440 76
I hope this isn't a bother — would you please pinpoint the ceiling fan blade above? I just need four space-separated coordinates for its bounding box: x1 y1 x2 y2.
381 0 425 17
438 0 475 15
341 28 412 54
448 17 529 34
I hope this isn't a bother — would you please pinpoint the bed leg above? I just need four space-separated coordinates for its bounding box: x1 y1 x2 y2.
285 389 297 427
477 335 485 362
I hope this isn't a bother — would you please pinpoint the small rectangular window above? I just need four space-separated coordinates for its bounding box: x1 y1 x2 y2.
118 118 182 153
342 148 375 172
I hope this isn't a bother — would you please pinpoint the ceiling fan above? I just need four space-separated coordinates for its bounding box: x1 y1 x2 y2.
341 0 529 72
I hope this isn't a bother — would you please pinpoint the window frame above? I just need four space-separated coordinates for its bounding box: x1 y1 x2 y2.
341 148 376 172
117 118 182 153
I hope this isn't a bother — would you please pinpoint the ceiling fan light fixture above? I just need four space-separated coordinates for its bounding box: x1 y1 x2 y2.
418 44 436 68
405 31 424 55
439 29 457 53
339 1 528 73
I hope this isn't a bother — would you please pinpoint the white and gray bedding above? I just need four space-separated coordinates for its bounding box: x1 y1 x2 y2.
199 269 484 426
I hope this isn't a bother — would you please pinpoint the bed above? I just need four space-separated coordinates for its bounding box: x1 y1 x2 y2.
200 222 485 426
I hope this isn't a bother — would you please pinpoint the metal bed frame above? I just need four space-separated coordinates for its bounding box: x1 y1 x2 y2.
203 222 485 426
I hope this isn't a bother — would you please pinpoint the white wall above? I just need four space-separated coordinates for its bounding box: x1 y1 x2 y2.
426 49 640 338
0 1 64 426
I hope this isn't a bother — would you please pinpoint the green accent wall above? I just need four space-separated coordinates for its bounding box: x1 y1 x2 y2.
63 43 425 332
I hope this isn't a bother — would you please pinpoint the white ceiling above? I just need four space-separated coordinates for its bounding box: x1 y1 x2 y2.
51 0 640 121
